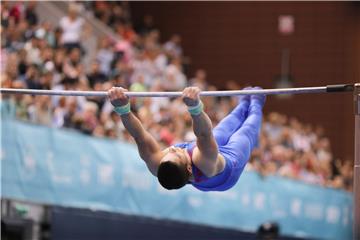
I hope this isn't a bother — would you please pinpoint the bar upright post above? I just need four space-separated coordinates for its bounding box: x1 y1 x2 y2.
354 83 360 240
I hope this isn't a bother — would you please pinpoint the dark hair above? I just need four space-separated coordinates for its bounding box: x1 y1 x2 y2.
157 161 189 190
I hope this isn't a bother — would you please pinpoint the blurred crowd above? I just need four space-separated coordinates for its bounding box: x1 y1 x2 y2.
0 2 353 191
248 112 353 191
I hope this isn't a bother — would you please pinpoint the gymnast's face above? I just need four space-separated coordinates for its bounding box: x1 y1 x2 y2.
157 146 192 189
161 146 191 168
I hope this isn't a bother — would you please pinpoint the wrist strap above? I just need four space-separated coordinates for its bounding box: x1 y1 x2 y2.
188 101 203 116
114 102 131 115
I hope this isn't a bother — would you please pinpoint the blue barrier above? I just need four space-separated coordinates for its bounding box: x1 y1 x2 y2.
1 119 353 240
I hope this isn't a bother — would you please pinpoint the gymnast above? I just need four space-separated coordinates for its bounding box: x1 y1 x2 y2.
108 86 265 191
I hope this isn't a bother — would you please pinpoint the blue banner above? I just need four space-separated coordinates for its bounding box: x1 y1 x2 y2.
1 119 353 240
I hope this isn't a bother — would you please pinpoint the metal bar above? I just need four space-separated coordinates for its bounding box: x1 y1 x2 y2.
354 83 360 240
0 84 354 98
0 86 332 97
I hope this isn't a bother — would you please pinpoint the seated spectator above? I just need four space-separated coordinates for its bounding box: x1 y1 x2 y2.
78 101 99 135
162 57 187 91
35 21 56 48
1 2 11 28
39 69 54 90
108 4 127 28
135 14 156 37
96 37 114 75
148 46 167 77
9 2 24 24
163 34 183 58
53 27 63 49
59 3 89 51
53 96 67 128
189 69 208 90
28 95 52 126
62 47 83 85
12 80 31 121
24 64 42 89
87 61 108 88
17 49 28 78
92 1 111 24
263 112 284 142
24 34 41 65
115 21 137 43
130 50 157 87
25 1 38 27
143 29 161 50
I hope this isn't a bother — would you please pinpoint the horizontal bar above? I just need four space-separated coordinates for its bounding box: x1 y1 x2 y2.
0 84 354 98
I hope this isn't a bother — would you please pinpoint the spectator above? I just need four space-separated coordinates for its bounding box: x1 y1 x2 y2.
24 34 41 65
9 2 25 24
36 21 56 48
28 95 52 126
109 4 127 28
163 34 183 58
151 47 167 75
130 74 147 92
163 57 187 91
92 1 111 24
12 80 31 121
62 47 83 84
115 21 137 43
25 1 38 27
189 69 208 90
96 37 114 75
263 112 284 142
63 97 80 129
143 29 161 50
59 3 89 51
87 61 108 88
53 96 67 128
17 49 28 77
1 2 11 28
136 14 156 36
78 101 99 135
53 27 63 49
130 49 157 87
24 64 41 89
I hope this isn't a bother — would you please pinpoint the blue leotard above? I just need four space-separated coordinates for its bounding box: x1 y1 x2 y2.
174 93 265 191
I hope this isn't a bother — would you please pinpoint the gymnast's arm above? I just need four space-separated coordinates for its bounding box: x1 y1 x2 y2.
191 113 218 160
108 87 162 175
182 87 220 174
120 113 162 173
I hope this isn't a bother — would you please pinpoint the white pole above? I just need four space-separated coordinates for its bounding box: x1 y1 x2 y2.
0 85 351 98
353 83 360 240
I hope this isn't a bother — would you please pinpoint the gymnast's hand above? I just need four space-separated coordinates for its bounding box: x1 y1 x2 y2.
108 87 129 107
182 86 201 107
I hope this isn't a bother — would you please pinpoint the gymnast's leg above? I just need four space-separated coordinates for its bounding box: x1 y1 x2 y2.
222 89 265 168
212 93 251 146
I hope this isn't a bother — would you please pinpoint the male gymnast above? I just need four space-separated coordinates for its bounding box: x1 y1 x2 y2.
108 86 265 191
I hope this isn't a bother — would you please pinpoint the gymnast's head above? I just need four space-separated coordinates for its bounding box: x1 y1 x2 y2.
157 146 192 190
